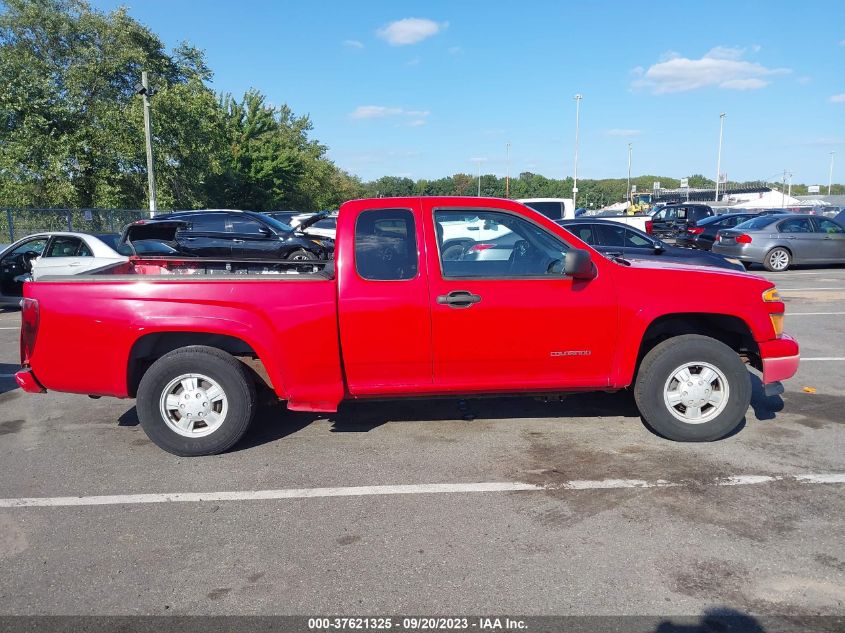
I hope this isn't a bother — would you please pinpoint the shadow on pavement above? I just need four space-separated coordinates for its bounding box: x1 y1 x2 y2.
0 362 19 395
653 608 768 632
119 370 793 452
749 372 785 422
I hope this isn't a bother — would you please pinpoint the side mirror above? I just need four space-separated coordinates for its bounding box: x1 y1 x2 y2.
653 240 665 253
564 248 595 280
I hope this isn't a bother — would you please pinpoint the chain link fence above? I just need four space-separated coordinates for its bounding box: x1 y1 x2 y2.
1 209 150 244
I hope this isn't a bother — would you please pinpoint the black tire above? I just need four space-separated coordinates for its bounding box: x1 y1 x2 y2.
634 335 751 442
763 247 791 272
287 249 317 261
136 346 257 456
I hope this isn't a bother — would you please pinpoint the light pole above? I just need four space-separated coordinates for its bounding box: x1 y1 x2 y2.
136 71 157 216
830 152 836 195
714 112 726 202
505 142 511 198
626 143 632 203
471 158 484 196
573 94 582 207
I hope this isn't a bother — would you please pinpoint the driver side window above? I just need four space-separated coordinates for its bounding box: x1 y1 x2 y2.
434 210 568 278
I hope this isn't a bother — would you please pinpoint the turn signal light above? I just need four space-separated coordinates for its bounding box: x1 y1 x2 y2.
688 227 705 235
769 314 784 338
735 234 752 244
762 287 781 302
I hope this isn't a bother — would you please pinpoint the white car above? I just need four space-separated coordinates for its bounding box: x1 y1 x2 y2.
0 232 127 306
290 213 338 240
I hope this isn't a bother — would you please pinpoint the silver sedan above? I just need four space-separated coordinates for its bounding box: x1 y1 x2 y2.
712 213 845 271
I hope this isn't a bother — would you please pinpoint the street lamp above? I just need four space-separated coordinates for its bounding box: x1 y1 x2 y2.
573 94 582 207
714 112 726 202
626 143 632 203
135 71 158 215
830 152 837 196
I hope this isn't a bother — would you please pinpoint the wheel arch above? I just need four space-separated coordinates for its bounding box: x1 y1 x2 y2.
633 313 760 381
127 331 275 397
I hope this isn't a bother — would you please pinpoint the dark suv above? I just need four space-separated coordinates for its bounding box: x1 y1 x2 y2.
122 210 334 260
650 203 714 239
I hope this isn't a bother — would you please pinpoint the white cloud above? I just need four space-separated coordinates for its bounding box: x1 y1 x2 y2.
719 78 768 90
830 94 845 103
342 39 364 49
349 106 431 123
705 46 746 60
377 18 447 45
632 47 790 94
605 129 642 137
350 106 403 119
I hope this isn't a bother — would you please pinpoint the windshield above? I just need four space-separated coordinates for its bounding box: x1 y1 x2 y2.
259 214 294 233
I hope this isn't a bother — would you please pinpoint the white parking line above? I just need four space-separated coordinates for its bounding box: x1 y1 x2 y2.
802 357 845 361
0 327 18 330
1 473 843 508
779 287 845 291
789 312 845 316
0 374 17 378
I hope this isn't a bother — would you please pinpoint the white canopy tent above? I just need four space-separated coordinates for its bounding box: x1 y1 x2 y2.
726 190 801 209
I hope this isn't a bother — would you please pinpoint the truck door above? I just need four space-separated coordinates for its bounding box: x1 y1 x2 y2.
424 204 618 391
337 200 434 395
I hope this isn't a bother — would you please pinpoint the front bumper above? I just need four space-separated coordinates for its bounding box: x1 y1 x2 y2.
759 334 800 384
14 367 45 393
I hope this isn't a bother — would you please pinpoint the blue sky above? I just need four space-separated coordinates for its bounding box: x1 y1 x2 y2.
92 0 845 185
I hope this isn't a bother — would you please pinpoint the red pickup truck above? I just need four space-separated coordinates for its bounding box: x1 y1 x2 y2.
16 197 799 456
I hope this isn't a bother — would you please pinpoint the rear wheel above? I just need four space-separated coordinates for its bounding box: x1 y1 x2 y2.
763 247 791 272
137 346 256 456
634 335 751 442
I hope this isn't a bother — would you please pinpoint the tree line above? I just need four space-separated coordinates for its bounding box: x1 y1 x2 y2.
1 0 842 213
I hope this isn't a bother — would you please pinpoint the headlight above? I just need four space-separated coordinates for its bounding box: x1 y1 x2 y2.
762 287 780 302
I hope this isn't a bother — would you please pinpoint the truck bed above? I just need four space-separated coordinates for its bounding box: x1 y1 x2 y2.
25 256 344 407
59 256 336 280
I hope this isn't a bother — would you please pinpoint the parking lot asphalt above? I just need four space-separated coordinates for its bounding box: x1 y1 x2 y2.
0 267 843 621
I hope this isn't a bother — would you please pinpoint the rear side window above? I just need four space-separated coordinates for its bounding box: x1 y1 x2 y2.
187 214 227 232
778 218 813 233
567 225 596 245
355 209 418 281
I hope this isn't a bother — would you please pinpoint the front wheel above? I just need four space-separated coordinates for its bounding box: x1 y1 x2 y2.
287 249 317 261
634 335 751 442
764 247 791 272
136 346 257 456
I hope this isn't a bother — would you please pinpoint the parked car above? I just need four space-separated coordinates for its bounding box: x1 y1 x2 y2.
518 198 575 221
557 219 746 271
17 196 797 456
289 211 338 240
263 211 300 226
675 213 757 251
650 203 715 239
712 213 845 271
123 210 334 261
1 232 125 307
591 210 654 234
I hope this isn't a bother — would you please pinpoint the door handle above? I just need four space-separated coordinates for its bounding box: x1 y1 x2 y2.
437 290 482 308
68 261 82 266
232 239 245 243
